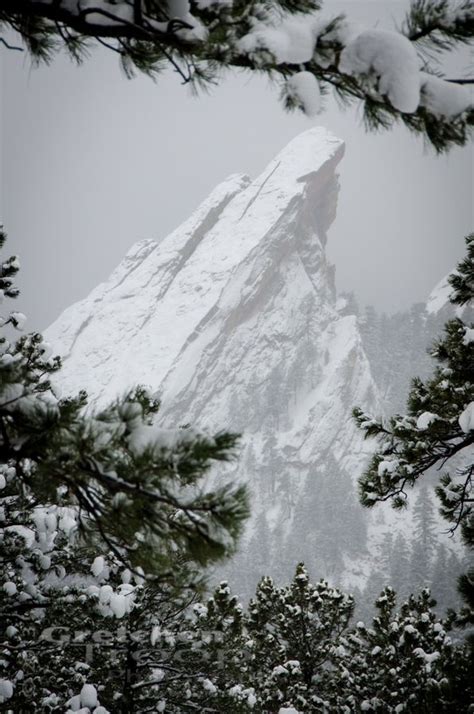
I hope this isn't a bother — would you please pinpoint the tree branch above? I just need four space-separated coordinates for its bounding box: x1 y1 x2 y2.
0 36 23 51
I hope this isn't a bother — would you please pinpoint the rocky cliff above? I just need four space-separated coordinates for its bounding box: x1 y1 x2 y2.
46 128 388 594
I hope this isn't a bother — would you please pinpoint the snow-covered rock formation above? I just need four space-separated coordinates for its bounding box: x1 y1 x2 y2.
46 128 384 593
426 273 453 314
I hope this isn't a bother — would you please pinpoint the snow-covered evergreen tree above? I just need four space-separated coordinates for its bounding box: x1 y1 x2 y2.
331 587 472 713
430 544 463 614
1 1 473 151
0 229 249 711
359 302 447 415
291 457 367 582
243 564 353 712
361 530 394 619
390 533 412 603
355 233 474 635
409 485 438 590
179 567 472 712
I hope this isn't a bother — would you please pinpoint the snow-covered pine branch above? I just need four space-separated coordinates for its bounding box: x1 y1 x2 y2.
1 0 472 151
404 0 474 50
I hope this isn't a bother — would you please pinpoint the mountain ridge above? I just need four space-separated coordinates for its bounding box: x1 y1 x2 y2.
46 128 448 598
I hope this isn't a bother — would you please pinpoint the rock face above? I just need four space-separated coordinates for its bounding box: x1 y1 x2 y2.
426 273 453 315
46 128 382 594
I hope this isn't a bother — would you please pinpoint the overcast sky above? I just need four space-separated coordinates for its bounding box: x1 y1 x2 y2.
0 1 472 331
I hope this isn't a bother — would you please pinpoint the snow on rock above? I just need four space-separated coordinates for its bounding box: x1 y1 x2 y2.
426 273 453 314
45 172 250 399
459 402 474 433
339 28 420 113
45 129 343 406
46 127 388 592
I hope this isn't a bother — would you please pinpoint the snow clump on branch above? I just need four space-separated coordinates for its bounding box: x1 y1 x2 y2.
339 27 421 113
235 9 471 119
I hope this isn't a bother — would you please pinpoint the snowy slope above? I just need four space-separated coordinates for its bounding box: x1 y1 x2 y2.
426 273 453 314
46 128 387 592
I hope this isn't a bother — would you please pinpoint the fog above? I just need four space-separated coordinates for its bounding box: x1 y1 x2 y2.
0 0 472 330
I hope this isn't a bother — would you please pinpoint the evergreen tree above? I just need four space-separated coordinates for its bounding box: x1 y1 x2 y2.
1 1 473 151
243 564 354 712
430 544 463 615
0 229 249 711
262 429 285 496
180 568 472 712
361 530 394 621
409 485 438 590
331 587 472 713
355 233 474 635
291 456 367 583
380 530 395 579
238 510 273 597
359 303 448 415
390 533 412 603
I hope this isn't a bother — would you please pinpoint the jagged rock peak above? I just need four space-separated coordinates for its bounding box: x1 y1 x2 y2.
45 127 345 409
43 130 455 598
259 126 344 185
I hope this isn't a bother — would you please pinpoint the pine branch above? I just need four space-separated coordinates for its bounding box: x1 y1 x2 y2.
0 36 23 50
0 1 472 151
